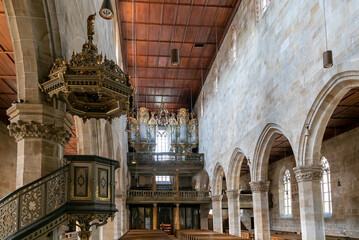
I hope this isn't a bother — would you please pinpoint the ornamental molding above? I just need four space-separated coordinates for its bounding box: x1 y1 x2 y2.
249 181 270 192
8 120 71 145
294 165 323 182
225 189 239 199
211 195 223 202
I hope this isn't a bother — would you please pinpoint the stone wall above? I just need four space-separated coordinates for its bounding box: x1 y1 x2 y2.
267 127 359 237
0 122 17 198
194 0 359 175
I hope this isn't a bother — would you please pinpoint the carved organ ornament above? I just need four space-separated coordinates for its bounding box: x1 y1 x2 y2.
128 104 199 153
40 14 134 120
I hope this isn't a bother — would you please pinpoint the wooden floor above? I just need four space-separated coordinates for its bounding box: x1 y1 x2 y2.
119 230 176 240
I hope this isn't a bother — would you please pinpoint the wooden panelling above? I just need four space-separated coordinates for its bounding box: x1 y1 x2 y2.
0 1 16 124
117 0 240 112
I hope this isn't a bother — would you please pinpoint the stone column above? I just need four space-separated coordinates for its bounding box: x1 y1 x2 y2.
115 192 127 238
211 195 223 233
7 103 72 188
226 189 241 236
173 203 180 231
175 169 179 192
153 203 158 230
200 204 209 230
294 165 325 240
250 181 270 240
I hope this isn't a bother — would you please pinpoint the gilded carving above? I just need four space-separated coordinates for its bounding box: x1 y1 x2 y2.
20 186 44 228
8 120 71 145
0 199 18 239
47 172 67 213
249 181 270 192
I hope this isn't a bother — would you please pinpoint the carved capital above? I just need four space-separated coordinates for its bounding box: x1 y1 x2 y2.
226 189 239 199
211 195 223 202
115 190 127 200
8 120 71 145
294 165 323 182
249 181 270 192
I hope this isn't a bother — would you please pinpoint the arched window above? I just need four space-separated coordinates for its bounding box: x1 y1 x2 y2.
321 156 332 215
156 130 168 153
283 169 292 216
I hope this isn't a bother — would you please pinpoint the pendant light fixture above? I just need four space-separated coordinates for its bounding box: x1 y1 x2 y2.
99 0 114 20
171 48 180 66
322 0 333 68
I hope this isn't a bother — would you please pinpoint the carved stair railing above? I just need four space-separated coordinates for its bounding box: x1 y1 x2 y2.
0 155 118 240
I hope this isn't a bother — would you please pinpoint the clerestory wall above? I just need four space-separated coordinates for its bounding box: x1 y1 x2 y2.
193 0 359 237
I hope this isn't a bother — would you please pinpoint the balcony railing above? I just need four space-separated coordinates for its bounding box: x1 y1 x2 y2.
126 190 253 208
127 152 204 175
126 190 211 204
127 152 204 164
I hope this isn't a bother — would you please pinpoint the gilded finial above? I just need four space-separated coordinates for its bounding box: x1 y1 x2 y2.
87 13 96 43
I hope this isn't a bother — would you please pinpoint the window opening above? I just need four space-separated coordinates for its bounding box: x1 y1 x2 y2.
283 169 292 216
321 156 332 215
156 175 171 184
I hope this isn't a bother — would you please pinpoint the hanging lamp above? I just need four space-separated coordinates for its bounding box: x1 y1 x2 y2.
171 48 180 66
100 0 114 20
322 0 333 68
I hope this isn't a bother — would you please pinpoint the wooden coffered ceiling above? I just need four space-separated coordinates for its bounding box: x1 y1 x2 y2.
116 0 241 113
0 1 16 124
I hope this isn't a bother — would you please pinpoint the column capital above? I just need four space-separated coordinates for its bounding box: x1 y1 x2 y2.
249 181 270 192
293 165 323 182
175 203 180 207
225 189 239 199
211 194 223 202
153 203 157 207
115 191 127 200
8 120 71 145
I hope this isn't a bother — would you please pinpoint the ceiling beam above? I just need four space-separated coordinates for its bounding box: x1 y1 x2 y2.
0 75 16 79
0 50 13 54
128 66 203 70
127 53 211 58
122 21 226 29
125 38 217 45
118 0 234 9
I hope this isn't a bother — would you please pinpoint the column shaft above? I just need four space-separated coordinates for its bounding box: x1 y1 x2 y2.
211 195 223 233
294 165 325 240
174 203 180 231
250 181 270 240
153 204 158 230
226 189 241 236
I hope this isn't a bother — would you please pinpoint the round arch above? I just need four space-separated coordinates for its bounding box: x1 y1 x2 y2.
252 123 296 182
212 162 225 196
298 70 359 166
226 148 248 191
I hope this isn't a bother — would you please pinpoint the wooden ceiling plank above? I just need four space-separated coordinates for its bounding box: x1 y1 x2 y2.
118 0 233 8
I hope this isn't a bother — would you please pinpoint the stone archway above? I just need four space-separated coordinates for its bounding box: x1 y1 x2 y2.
295 70 359 240
251 123 295 240
211 163 226 233
226 148 249 237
